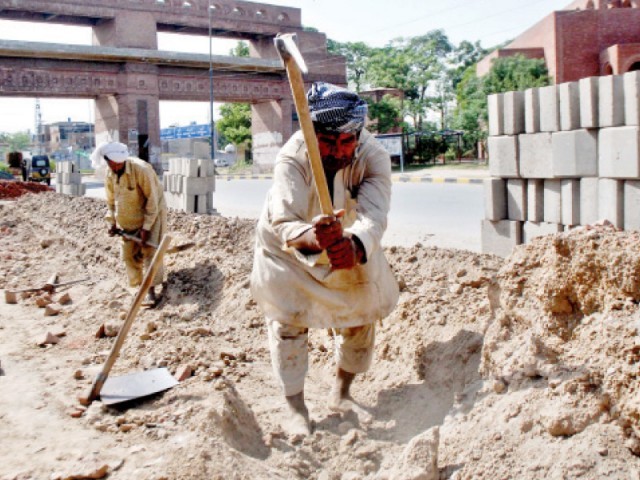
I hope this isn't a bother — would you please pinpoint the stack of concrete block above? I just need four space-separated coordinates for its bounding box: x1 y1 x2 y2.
163 158 215 214
55 161 86 196
483 71 640 257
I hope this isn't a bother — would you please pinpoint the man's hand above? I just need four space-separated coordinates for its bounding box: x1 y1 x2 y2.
108 224 119 237
312 212 344 250
139 229 151 247
326 237 364 270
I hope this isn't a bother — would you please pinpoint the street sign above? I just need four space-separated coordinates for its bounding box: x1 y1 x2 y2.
161 124 211 141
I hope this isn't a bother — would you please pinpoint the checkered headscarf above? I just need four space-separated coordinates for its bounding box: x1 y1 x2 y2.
307 82 368 133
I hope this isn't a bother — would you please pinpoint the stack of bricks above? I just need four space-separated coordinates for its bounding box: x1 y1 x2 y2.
483 71 640 257
163 158 215 214
55 161 86 196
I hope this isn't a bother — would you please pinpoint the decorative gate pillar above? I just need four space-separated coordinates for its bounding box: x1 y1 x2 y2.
95 63 161 168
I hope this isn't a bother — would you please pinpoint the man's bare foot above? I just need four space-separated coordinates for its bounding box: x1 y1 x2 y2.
142 287 158 308
284 392 311 438
329 368 356 412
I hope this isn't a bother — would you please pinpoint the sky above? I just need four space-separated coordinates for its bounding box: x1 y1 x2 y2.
0 0 571 134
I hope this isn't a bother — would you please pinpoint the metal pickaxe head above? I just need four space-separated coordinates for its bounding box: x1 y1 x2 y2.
274 33 308 75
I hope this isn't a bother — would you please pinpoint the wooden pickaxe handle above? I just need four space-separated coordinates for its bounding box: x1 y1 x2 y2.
274 33 334 216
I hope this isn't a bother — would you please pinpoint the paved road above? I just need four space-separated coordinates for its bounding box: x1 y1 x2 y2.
80 175 484 252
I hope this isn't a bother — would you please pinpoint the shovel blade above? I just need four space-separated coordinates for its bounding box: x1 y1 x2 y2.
100 367 178 405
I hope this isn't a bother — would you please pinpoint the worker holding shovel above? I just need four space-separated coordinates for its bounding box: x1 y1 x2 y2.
251 82 399 436
91 141 167 307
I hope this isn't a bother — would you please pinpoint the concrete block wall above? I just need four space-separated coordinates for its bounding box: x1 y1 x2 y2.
55 161 86 196
163 158 215 214
483 71 640 257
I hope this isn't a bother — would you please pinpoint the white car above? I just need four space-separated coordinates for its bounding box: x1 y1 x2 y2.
214 158 230 167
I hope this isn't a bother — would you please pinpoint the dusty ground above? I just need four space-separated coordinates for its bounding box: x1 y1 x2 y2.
1 192 640 480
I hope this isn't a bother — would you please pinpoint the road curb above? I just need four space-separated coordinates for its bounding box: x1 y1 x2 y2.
215 174 485 185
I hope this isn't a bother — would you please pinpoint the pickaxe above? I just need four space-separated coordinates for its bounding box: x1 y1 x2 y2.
274 33 334 216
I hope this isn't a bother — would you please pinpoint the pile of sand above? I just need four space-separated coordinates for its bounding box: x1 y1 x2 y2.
0 193 639 479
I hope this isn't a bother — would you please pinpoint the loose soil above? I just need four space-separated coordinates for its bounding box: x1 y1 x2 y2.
1 192 639 479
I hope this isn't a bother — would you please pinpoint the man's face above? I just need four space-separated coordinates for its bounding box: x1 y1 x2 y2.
316 132 358 172
105 157 125 173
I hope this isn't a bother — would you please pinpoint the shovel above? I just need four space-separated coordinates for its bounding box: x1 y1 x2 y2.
79 234 178 406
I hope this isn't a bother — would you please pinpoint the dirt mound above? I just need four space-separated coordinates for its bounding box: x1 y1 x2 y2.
0 180 52 199
1 193 639 479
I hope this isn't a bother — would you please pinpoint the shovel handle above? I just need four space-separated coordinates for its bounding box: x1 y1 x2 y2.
79 234 172 405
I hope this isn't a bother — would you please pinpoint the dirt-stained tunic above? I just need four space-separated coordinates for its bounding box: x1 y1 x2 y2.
105 158 167 287
251 129 399 329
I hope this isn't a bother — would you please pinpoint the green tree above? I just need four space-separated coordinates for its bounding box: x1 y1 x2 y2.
216 41 252 153
229 41 249 57
452 54 550 156
327 40 374 92
3 131 31 152
216 103 251 147
365 95 403 134
366 30 453 130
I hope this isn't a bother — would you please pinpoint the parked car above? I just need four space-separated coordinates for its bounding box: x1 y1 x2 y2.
214 158 231 167
26 155 51 185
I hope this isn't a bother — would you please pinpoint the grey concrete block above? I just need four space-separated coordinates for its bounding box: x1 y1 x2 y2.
61 184 81 196
196 194 208 214
544 179 562 224
199 158 215 177
55 183 62 194
527 179 544 222
488 136 519 178
182 194 197 213
519 132 553 179
598 178 624 228
504 91 525 135
484 178 507 221
598 126 640 178
488 94 504 137
481 219 522 257
599 75 625 128
522 221 563 244
183 158 200 178
60 172 82 185
580 177 599 226
559 81 581 131
624 181 640 230
525 88 541 133
539 85 560 132
561 179 581 226
624 71 640 126
507 179 527 221
182 176 214 196
551 129 598 178
580 77 599 128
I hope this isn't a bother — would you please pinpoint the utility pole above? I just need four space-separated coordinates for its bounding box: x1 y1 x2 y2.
208 0 216 162
35 98 43 154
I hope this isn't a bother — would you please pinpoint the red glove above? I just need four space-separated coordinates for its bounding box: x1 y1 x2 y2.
327 237 362 270
312 214 344 250
139 229 151 247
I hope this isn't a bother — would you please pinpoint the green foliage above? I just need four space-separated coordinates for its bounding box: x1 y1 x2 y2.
327 40 374 92
365 95 403 134
482 54 550 94
1 131 31 153
0 162 9 173
216 103 251 147
452 54 550 155
229 41 250 57
365 30 453 129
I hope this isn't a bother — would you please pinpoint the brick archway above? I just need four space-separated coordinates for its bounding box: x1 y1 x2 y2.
0 0 347 172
